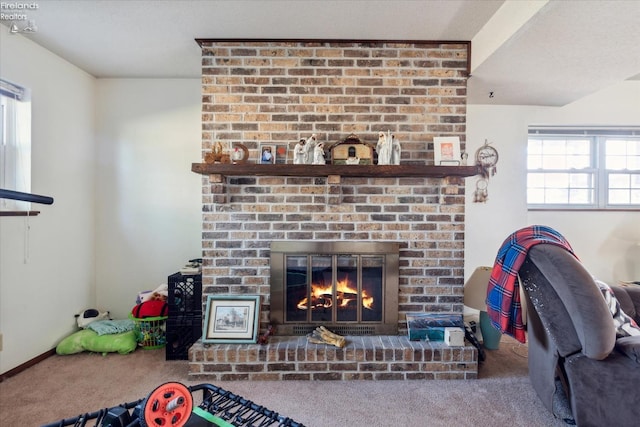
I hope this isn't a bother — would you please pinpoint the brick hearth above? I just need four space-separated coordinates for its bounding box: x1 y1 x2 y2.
188 336 477 381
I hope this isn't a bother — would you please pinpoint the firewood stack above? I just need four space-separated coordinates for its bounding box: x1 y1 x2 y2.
307 326 346 348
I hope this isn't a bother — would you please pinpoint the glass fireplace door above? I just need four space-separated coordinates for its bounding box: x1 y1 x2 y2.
271 241 399 335
284 254 384 325
360 256 383 322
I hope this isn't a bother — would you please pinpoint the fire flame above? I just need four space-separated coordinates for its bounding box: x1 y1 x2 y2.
297 277 373 310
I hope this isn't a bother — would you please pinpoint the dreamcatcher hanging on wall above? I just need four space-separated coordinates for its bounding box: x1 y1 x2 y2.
473 139 499 203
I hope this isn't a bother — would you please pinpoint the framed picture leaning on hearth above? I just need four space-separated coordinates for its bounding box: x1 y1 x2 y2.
203 295 260 343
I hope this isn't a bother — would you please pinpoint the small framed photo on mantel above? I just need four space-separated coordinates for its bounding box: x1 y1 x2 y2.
275 145 288 164
203 295 260 344
433 137 461 166
259 144 276 164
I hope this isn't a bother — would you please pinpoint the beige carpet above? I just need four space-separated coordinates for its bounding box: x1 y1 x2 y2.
0 336 566 427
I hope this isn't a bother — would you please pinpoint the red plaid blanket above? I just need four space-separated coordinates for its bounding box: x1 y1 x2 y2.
486 225 576 343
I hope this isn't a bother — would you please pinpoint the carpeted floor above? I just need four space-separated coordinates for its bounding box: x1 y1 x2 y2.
0 336 566 427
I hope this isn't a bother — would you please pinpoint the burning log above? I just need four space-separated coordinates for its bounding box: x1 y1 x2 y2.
296 278 375 311
307 326 346 348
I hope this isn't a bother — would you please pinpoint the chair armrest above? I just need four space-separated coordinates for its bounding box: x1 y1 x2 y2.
610 285 640 324
623 286 640 322
527 245 616 360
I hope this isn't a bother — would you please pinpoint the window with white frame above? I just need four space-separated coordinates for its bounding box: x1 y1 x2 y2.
0 78 31 211
527 128 640 210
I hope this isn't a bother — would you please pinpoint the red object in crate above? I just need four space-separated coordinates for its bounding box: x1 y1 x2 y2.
132 300 169 318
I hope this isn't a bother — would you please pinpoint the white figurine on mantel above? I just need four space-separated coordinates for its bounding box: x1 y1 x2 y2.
312 142 326 165
304 133 317 164
293 138 306 164
376 131 393 165
390 133 401 165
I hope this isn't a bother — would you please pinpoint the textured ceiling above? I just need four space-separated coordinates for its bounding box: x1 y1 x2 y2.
2 0 639 106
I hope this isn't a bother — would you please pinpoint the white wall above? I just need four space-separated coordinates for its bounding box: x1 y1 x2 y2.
1 41 201 373
2 33 637 374
0 33 96 373
465 80 640 284
95 79 202 319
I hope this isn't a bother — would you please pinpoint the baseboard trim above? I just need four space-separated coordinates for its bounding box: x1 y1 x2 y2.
0 348 56 382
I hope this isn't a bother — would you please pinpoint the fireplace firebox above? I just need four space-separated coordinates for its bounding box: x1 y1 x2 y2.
270 241 399 335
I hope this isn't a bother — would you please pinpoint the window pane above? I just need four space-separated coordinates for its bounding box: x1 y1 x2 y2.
526 171 594 205
546 173 568 187
608 174 629 188
569 173 590 188
528 139 542 154
607 172 640 205
527 173 545 187
606 139 640 170
547 188 568 203
527 188 545 204
606 140 627 155
608 189 629 204
532 138 592 170
567 140 590 155
567 155 590 169
528 155 543 169
628 140 640 169
607 156 628 170
544 155 566 169
569 189 591 204
543 140 566 155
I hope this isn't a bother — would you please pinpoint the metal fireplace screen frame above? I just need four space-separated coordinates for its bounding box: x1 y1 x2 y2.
270 241 399 335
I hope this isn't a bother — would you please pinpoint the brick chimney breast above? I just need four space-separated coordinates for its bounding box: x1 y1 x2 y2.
199 41 468 333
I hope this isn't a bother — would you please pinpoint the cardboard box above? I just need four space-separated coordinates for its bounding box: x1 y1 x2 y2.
444 327 465 346
406 313 464 341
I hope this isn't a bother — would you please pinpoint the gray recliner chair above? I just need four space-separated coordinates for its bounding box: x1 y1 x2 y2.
518 244 640 427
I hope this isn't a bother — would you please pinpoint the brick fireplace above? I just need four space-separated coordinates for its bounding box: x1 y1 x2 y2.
188 40 478 380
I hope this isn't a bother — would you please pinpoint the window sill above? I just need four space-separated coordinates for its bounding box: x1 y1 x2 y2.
528 207 639 212
0 211 41 217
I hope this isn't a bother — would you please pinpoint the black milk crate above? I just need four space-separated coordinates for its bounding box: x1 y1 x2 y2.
166 315 202 360
168 272 202 316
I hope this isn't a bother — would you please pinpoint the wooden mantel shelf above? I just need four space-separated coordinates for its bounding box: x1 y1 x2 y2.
191 163 482 179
